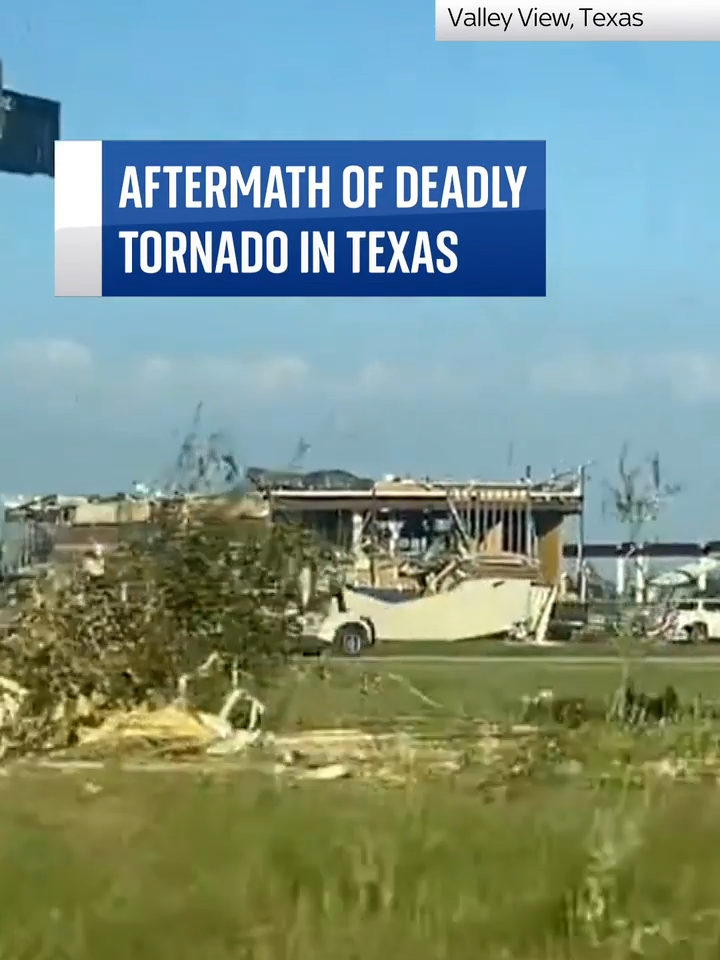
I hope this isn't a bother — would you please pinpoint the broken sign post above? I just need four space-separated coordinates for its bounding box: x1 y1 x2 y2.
0 59 5 140
0 60 60 178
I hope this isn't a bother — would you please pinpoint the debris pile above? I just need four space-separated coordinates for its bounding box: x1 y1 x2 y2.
0 497 519 783
0 653 549 785
67 717 542 785
77 704 235 755
5 662 720 790
0 500 315 757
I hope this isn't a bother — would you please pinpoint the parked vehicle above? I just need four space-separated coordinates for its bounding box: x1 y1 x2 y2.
668 598 720 642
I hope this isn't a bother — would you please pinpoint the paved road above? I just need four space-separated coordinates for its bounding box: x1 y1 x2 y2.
347 655 720 666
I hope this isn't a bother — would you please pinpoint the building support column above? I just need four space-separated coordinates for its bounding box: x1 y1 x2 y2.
698 558 709 594
388 519 402 556
535 511 563 586
634 555 648 604
351 512 364 557
616 556 626 597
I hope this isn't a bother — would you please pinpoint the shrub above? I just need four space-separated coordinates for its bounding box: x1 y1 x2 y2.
0 500 320 749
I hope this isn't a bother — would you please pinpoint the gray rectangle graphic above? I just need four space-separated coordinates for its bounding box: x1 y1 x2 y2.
55 226 102 297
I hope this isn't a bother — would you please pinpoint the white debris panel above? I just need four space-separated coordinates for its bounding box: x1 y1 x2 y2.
339 578 554 642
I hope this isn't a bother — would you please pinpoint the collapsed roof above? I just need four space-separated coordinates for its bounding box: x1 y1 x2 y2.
245 467 375 492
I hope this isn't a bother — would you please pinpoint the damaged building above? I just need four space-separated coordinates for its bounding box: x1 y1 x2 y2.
256 470 584 590
0 470 585 645
2 470 584 592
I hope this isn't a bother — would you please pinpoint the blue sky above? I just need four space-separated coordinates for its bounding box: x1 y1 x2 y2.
0 0 718 537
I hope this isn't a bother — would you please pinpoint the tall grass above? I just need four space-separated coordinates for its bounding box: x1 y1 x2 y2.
0 759 719 959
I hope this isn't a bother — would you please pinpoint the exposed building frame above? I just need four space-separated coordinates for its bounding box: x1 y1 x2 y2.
266 475 583 588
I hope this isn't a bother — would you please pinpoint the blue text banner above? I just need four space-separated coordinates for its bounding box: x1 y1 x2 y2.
54 139 546 297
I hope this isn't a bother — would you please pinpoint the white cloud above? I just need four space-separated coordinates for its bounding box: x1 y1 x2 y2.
331 358 465 401
645 353 720 402
11 338 717 413
530 353 637 396
0 338 477 408
1 338 93 372
0 339 312 402
0 338 467 414
136 353 310 398
530 351 720 403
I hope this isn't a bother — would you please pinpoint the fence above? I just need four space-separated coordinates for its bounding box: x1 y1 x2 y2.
0 520 55 577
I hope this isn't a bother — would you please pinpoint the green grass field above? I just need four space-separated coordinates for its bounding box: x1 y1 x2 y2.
356 637 720 658
5 657 720 959
277 657 720 728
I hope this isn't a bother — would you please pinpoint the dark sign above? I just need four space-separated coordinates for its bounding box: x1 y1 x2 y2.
0 89 60 178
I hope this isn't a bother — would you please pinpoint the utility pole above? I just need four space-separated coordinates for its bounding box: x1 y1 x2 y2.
577 463 587 602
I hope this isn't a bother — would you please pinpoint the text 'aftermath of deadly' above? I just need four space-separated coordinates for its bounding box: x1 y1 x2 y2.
118 163 527 210
446 7 644 31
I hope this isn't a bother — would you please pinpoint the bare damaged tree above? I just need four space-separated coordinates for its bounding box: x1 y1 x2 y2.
171 402 240 495
603 443 682 601
604 445 681 544
286 436 311 472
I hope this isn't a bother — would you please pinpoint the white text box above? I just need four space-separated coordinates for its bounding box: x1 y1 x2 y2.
436 1 720 40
